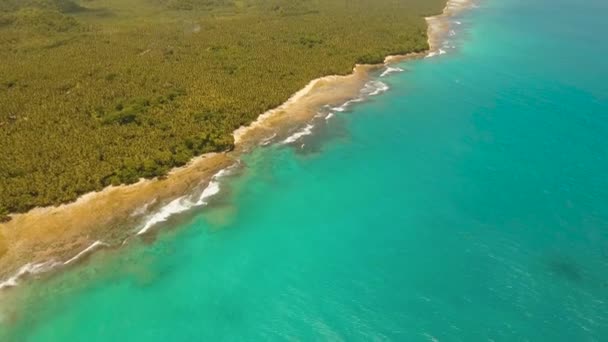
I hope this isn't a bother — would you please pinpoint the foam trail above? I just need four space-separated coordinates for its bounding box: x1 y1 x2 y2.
137 196 192 235
137 167 232 235
325 112 335 121
282 124 314 144
63 241 109 266
0 260 62 290
427 49 448 58
330 98 363 113
0 240 114 290
380 66 404 77
331 102 350 112
260 133 277 146
195 166 236 205
361 81 390 96
195 181 220 206
327 80 390 118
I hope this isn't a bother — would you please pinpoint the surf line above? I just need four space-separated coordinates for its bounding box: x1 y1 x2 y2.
0 0 479 292
136 166 233 236
0 240 110 290
281 79 391 145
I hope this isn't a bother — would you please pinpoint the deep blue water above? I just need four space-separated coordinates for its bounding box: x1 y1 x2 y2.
2 0 608 340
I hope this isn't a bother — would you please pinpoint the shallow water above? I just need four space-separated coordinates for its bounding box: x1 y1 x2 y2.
2 0 608 340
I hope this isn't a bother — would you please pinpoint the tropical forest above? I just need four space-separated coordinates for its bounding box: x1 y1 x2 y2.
0 0 445 220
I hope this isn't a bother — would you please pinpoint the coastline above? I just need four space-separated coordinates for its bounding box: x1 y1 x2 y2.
0 0 474 288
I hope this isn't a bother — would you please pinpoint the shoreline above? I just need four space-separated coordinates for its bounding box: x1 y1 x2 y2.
0 0 474 288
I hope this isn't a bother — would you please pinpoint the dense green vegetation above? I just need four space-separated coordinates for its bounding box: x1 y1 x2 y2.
0 0 445 220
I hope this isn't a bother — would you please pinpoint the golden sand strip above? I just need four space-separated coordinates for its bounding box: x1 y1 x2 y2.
0 0 475 286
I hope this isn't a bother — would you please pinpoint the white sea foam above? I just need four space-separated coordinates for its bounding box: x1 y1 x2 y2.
195 180 220 206
361 80 389 96
380 66 404 77
428 48 449 58
64 241 109 265
324 80 390 120
137 196 192 235
137 168 231 235
331 96 363 113
233 74 341 144
0 260 62 290
0 239 115 290
281 124 314 144
331 102 350 112
193 167 232 208
260 133 278 146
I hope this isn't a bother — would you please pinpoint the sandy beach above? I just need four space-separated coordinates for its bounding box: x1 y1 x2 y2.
0 0 474 288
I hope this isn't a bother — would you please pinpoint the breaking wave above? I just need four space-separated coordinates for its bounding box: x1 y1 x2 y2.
260 133 278 146
63 241 110 266
0 240 110 290
0 261 62 290
136 196 192 235
0 165 238 290
361 80 390 96
331 102 350 112
380 66 404 77
281 124 314 144
426 48 448 58
137 167 231 235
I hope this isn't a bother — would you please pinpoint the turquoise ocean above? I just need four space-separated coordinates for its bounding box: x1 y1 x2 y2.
2 0 608 340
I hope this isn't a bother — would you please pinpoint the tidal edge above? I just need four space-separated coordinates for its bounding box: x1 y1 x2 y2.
0 0 474 289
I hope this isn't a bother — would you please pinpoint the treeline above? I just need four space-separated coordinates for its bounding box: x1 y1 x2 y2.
0 0 446 220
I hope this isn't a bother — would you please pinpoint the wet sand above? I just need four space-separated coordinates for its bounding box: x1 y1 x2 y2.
0 0 474 287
